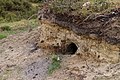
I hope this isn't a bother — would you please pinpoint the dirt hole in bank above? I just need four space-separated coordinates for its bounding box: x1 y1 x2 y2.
65 42 78 55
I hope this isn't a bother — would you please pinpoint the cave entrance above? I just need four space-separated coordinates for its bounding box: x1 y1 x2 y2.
65 42 78 55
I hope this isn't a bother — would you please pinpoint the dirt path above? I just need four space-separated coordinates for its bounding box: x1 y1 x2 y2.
0 29 51 80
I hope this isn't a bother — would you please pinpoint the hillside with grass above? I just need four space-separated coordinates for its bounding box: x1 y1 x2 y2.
0 0 120 80
0 0 42 23
0 0 42 39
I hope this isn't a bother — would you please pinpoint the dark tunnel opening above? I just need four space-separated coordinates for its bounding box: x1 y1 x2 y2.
66 42 78 55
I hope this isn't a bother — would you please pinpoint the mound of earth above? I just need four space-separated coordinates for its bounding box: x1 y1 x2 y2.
38 8 120 44
0 22 120 80
0 8 120 80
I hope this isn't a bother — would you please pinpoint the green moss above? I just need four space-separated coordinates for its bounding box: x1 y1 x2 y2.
0 34 7 39
48 54 61 74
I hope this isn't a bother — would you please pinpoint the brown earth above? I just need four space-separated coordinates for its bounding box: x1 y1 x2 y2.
0 8 120 80
0 22 120 80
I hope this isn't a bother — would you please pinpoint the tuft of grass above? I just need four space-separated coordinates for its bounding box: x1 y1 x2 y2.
1 25 11 31
0 19 39 38
0 19 39 40
0 19 38 29
48 54 61 74
0 34 7 39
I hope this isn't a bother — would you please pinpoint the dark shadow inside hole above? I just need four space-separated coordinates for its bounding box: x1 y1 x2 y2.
66 42 78 55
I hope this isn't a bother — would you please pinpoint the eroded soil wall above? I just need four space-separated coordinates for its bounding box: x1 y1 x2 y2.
37 23 120 63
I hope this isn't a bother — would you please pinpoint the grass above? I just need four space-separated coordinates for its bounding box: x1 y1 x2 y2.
0 19 39 40
0 0 39 23
0 26 11 31
50 0 120 17
0 19 39 29
48 54 61 74
0 34 7 39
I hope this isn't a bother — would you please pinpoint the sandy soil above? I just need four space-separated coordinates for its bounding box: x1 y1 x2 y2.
0 29 51 80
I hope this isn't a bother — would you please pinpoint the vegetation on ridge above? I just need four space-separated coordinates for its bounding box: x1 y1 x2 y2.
0 0 40 23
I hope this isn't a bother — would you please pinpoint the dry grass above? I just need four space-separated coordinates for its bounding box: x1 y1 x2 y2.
0 19 39 39
0 19 39 29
